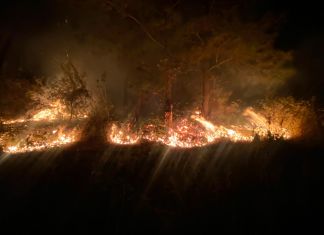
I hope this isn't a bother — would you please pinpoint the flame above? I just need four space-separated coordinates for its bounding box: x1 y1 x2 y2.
31 100 66 121
107 109 294 147
1 100 88 125
0 100 88 154
108 112 255 148
1 126 80 154
1 118 27 125
109 123 140 145
1 100 295 153
243 108 290 139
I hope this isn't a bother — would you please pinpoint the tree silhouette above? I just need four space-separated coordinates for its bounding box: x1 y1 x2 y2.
175 9 294 117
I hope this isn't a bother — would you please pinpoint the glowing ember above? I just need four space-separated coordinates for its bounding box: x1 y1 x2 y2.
1 126 80 154
243 108 290 139
109 123 140 145
1 118 27 125
0 100 88 153
1 100 88 125
107 109 293 147
31 100 67 121
1 99 297 152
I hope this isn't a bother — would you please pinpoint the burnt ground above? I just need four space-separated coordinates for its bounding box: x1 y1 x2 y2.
0 140 323 234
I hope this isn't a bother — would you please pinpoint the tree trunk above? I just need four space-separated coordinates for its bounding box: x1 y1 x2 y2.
165 75 173 128
0 34 13 73
132 91 145 127
70 100 73 121
202 69 211 118
312 96 324 138
123 77 128 107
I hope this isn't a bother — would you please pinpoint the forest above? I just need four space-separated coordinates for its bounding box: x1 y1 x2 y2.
0 0 323 234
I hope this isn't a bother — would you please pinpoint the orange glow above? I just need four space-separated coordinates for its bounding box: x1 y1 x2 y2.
2 100 88 125
1 101 298 153
109 123 140 145
0 100 88 154
1 126 81 154
107 109 293 147
243 108 291 139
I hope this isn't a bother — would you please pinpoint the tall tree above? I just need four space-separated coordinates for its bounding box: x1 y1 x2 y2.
175 9 294 117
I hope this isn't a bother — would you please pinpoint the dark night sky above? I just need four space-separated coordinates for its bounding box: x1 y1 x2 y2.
251 0 324 100
1 0 323 101
2 1 323 39
1 0 323 48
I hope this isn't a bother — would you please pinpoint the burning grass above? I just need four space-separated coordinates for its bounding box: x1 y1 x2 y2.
107 108 293 148
0 60 91 154
0 108 85 154
1 124 81 154
0 81 318 155
2 100 88 125
107 97 320 148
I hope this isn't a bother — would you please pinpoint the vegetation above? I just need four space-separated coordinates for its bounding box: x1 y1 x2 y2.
28 58 91 120
0 1 323 234
0 141 323 233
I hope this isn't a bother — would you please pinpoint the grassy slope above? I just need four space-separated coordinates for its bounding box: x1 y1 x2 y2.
0 141 323 234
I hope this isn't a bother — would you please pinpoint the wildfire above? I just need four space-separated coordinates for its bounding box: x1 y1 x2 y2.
109 123 140 145
2 100 88 125
0 100 88 154
0 61 94 154
1 101 297 153
243 108 291 139
107 109 293 147
1 126 81 154
31 100 67 121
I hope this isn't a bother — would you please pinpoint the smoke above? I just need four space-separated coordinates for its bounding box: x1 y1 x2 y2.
1 0 322 122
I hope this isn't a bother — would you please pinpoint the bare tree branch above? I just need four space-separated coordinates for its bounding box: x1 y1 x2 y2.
106 1 165 49
208 57 232 71
126 14 165 49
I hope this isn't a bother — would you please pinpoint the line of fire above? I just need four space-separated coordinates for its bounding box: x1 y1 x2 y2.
1 1 322 153
0 1 324 233
1 53 320 153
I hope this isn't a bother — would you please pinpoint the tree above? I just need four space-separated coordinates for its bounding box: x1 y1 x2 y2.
60 58 91 120
158 59 181 127
28 57 91 120
175 9 294 118
255 97 318 139
0 34 12 72
100 1 295 123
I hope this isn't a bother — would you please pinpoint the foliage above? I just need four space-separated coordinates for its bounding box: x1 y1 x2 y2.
0 78 33 119
175 10 294 98
93 72 114 119
28 59 91 119
257 97 318 138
